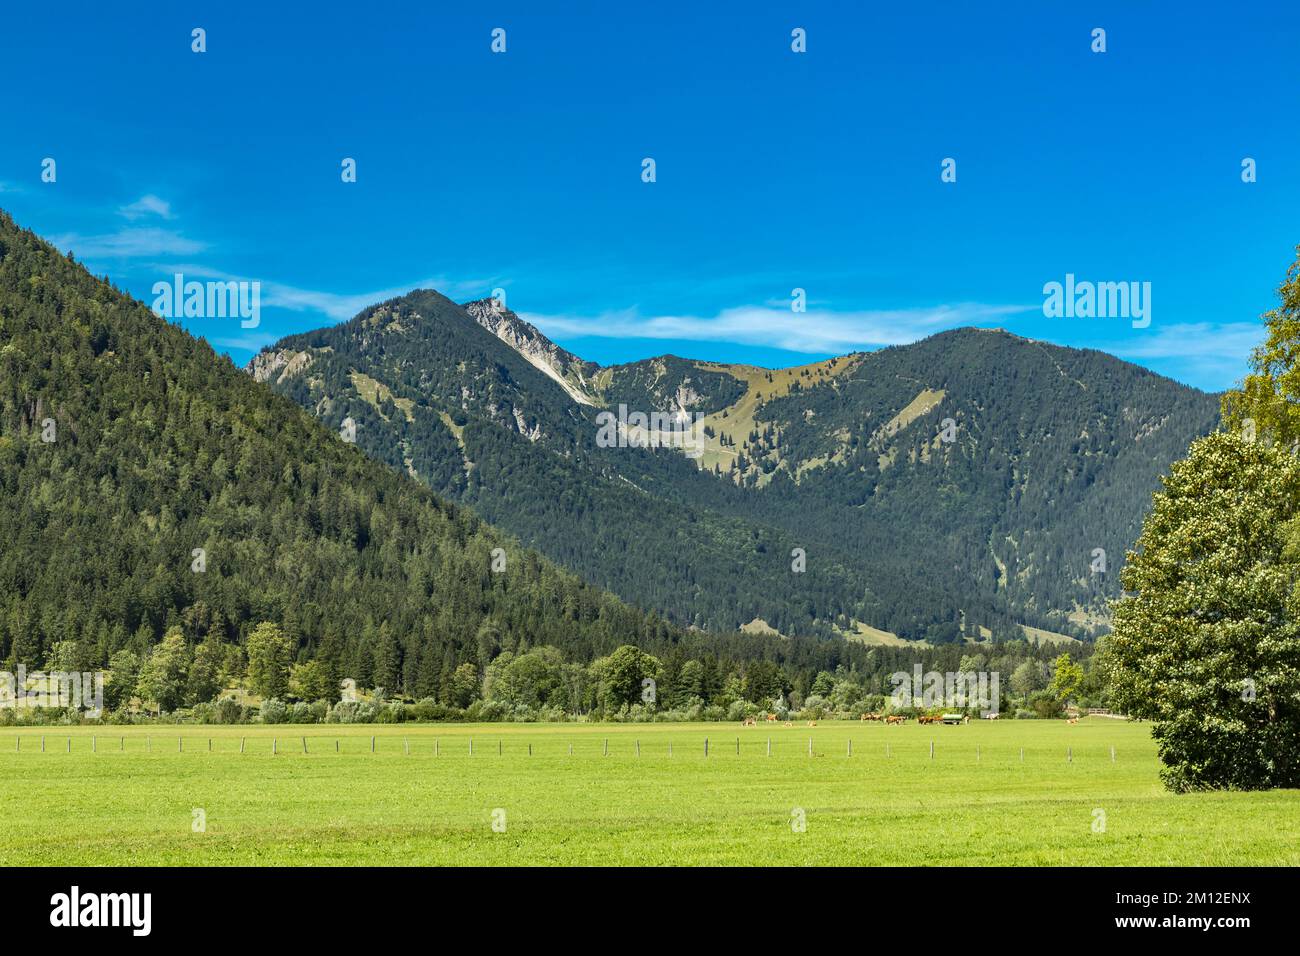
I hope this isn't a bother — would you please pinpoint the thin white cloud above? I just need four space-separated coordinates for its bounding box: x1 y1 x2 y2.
209 331 282 352
261 278 484 321
50 227 206 260
118 194 175 221
1099 321 1262 390
521 302 1035 354
161 263 495 322
1102 321 1263 362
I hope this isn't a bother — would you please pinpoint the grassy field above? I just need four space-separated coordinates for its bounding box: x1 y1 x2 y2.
1 720 1296 866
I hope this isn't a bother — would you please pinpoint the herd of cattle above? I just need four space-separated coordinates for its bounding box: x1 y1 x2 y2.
739 712 983 726
860 712 971 725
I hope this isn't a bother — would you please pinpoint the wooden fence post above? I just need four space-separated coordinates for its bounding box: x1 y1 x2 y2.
371 735 376 753
92 736 96 753
303 737 309 755
498 740 502 756
1067 747 1072 763
405 738 410 756
1111 746 1116 762
767 738 771 757
240 737 245 754
603 738 608 756
808 737 813 757
847 739 852 757
273 738 277 755
41 736 45 752
704 738 709 757
529 743 534 756
930 740 934 759
635 740 639 757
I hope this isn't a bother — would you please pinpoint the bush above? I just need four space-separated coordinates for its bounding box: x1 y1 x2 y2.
193 697 247 724
259 698 288 724
1028 690 1063 720
727 700 759 721
465 700 509 722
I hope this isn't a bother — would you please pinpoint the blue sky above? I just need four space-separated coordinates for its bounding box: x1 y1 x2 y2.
1 0 1296 391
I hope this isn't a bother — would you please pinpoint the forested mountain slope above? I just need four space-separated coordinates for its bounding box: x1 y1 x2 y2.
0 211 699 694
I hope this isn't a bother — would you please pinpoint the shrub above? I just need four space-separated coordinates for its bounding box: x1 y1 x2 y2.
259 698 288 724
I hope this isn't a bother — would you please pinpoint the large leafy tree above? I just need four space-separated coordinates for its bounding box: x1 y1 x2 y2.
246 622 293 700
1108 247 1300 791
1221 245 1300 442
136 628 191 713
1048 653 1083 704
592 645 662 711
1106 433 1300 790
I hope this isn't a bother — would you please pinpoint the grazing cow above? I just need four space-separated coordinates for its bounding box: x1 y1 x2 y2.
1067 717 1079 725
885 715 906 725
807 720 817 727
742 717 757 727
766 713 778 722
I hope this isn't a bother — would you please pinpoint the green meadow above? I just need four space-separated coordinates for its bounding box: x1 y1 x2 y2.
1 721 1296 866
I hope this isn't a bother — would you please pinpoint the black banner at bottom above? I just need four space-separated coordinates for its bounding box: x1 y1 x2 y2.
1 866 1286 941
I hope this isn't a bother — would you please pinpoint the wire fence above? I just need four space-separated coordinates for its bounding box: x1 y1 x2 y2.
3 731 1127 764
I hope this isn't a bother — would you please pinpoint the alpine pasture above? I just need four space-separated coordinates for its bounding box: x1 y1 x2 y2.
2 721 1296 866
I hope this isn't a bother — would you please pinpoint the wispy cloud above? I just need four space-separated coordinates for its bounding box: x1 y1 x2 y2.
209 331 282 352
118 194 175 221
1099 321 1262 391
521 302 1035 354
261 278 489 321
50 227 206 260
162 263 495 323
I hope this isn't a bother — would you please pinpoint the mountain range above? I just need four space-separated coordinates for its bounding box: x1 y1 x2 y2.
250 290 1221 645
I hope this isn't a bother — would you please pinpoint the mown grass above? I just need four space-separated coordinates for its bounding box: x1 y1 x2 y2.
1 721 1295 866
